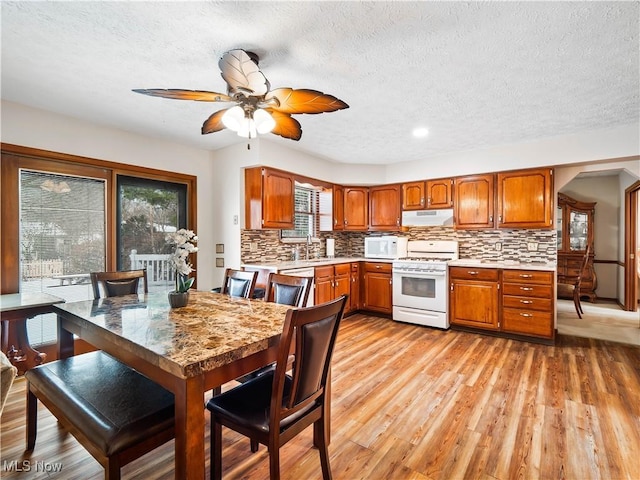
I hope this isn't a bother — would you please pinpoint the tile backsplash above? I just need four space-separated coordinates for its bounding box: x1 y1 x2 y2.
241 227 556 264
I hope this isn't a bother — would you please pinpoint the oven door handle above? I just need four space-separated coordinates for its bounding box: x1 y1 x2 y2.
393 271 447 277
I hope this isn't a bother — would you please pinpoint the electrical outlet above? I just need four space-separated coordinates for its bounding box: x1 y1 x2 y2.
233 215 238 225
527 242 538 251
495 242 502 251
250 242 258 252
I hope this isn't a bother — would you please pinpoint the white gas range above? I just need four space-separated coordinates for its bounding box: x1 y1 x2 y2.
392 240 459 329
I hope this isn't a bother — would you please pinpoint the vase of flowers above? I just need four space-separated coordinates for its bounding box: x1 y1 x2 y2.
167 229 198 308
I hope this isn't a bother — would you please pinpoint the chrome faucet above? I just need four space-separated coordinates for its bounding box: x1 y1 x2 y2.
305 234 312 260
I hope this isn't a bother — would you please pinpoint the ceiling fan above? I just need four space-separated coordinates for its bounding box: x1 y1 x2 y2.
133 49 349 141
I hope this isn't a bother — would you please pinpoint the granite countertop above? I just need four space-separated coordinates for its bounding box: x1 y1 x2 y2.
448 259 556 271
54 291 292 378
242 257 394 271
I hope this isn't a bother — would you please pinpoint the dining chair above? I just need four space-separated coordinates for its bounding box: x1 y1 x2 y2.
90 269 148 299
26 267 174 480
221 268 257 299
206 295 348 480
263 272 313 307
557 245 591 318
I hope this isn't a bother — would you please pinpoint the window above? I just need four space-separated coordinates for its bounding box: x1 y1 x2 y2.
20 170 106 345
117 176 187 291
281 183 332 239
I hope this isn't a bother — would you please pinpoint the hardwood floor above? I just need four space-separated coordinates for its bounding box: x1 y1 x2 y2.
2 313 639 479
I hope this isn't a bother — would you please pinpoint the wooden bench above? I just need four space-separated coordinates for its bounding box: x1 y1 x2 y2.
52 273 91 286
26 351 175 479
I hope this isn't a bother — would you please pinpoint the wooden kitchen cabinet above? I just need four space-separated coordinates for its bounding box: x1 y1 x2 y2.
244 167 295 229
343 187 369 231
556 192 597 302
453 174 495 229
449 267 499 330
369 184 401 231
332 184 344 231
362 262 392 314
315 263 351 310
426 178 453 208
349 262 361 313
496 168 553 229
402 181 426 210
502 269 554 340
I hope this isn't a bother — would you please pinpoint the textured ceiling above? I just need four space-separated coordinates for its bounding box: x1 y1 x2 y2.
1 1 638 165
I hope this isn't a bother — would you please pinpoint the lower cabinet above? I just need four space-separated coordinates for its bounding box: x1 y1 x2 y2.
362 262 392 314
449 267 500 330
315 264 351 310
502 270 554 339
449 266 555 342
348 263 361 313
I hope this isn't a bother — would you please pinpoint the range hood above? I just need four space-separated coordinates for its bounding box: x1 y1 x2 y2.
402 208 454 227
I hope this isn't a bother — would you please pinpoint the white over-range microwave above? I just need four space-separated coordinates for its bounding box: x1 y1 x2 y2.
364 236 408 259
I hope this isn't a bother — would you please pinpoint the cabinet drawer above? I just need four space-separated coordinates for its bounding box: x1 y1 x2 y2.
502 283 552 298
502 295 552 312
334 263 351 275
449 267 499 281
364 262 392 273
502 309 553 338
502 270 553 285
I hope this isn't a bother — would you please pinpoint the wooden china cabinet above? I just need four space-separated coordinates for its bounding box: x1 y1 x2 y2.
556 192 597 302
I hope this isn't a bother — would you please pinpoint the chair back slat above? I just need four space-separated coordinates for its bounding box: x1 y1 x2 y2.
221 269 258 299
90 269 148 299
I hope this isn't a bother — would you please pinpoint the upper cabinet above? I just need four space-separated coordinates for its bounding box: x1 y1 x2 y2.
369 184 401 231
402 181 426 210
426 178 453 209
401 179 453 210
453 174 495 229
244 167 294 229
343 187 369 230
496 168 553 229
332 184 344 231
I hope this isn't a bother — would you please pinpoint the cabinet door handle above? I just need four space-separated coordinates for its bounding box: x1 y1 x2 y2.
520 300 533 304
498 215 502 222
520 313 533 317
397 218 400 226
519 274 533 278
376 265 381 269
420 197 425 205
427 197 431 205
468 271 478 275
520 287 533 291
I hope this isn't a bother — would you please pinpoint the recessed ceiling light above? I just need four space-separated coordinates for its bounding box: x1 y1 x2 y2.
412 127 429 138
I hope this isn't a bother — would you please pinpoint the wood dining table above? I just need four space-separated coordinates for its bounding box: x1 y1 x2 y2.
52 290 296 479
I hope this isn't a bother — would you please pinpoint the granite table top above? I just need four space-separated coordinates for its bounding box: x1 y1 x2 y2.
53 291 293 379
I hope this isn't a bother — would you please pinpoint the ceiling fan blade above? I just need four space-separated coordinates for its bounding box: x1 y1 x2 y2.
267 110 302 141
201 108 229 134
219 49 270 97
132 88 232 102
266 88 349 114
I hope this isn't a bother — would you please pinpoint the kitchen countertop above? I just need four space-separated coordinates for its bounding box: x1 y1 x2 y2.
448 259 556 271
242 257 393 271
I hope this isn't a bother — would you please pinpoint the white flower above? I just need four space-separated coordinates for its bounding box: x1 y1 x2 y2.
167 229 198 291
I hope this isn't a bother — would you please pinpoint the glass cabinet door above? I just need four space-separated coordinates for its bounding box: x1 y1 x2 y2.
557 206 563 250
569 210 588 251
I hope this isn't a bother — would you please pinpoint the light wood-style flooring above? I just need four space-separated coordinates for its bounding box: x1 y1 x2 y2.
2 313 639 479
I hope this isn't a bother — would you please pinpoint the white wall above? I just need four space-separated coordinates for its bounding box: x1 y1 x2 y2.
3 100 639 289
559 175 620 300
1 100 218 289
384 124 639 183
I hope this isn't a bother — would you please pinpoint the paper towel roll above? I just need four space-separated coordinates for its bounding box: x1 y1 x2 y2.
326 238 335 258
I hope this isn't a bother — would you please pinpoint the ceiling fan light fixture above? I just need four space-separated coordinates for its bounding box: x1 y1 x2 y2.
221 106 245 132
254 108 276 134
237 116 257 139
